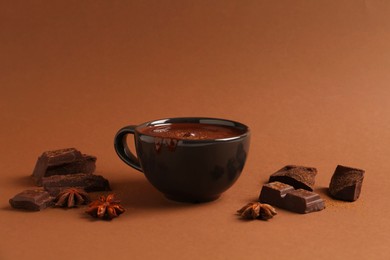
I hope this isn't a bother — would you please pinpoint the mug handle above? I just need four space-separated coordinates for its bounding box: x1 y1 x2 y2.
114 125 143 172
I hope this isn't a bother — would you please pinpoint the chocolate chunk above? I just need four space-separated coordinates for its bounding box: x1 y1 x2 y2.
9 189 54 211
32 148 96 185
284 189 325 214
45 154 96 176
268 165 317 191
42 173 111 193
259 182 325 214
329 165 364 201
259 181 295 208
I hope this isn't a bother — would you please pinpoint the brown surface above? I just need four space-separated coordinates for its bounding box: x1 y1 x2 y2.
1 1 390 259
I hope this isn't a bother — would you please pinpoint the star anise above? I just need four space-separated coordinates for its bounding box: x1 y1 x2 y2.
85 194 125 220
237 202 277 220
55 188 90 208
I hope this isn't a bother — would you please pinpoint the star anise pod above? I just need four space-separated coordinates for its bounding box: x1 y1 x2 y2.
55 188 90 208
85 194 125 220
237 202 277 220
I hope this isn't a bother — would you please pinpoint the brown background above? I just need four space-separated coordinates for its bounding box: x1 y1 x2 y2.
1 1 390 259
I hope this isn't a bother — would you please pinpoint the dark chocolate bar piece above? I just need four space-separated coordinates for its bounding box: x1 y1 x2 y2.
42 173 111 193
45 154 96 176
329 165 364 201
269 165 317 191
259 181 295 208
32 148 96 185
9 189 54 211
259 182 325 214
284 189 325 214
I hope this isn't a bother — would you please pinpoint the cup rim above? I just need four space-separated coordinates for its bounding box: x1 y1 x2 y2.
134 117 250 143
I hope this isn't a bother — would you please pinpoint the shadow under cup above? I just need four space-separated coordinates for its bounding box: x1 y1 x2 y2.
114 118 250 203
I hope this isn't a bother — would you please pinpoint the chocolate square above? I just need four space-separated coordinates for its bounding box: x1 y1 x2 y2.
329 165 364 201
259 181 295 208
9 189 54 211
284 189 325 214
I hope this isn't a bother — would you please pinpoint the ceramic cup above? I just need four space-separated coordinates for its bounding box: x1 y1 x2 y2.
114 117 250 203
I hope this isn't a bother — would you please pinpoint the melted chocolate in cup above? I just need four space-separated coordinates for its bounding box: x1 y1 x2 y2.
139 123 245 140
139 123 246 153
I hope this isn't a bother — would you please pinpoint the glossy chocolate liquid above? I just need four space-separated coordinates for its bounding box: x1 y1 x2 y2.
139 123 245 140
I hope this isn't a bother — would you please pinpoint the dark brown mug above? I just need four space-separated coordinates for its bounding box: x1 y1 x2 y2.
114 117 250 203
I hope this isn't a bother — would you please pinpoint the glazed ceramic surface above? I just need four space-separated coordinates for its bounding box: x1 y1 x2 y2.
114 117 250 202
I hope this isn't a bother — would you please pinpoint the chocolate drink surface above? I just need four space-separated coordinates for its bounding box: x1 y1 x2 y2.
139 123 245 140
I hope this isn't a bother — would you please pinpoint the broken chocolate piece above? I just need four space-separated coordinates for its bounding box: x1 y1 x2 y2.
42 173 111 193
329 165 364 201
32 148 96 185
9 189 54 211
45 154 96 176
259 181 295 208
259 182 325 214
284 189 325 214
268 165 317 191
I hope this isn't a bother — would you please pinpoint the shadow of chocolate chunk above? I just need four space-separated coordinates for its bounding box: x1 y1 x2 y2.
32 148 96 186
42 173 111 193
259 181 295 208
268 165 317 191
284 189 325 214
329 165 364 201
9 189 54 211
